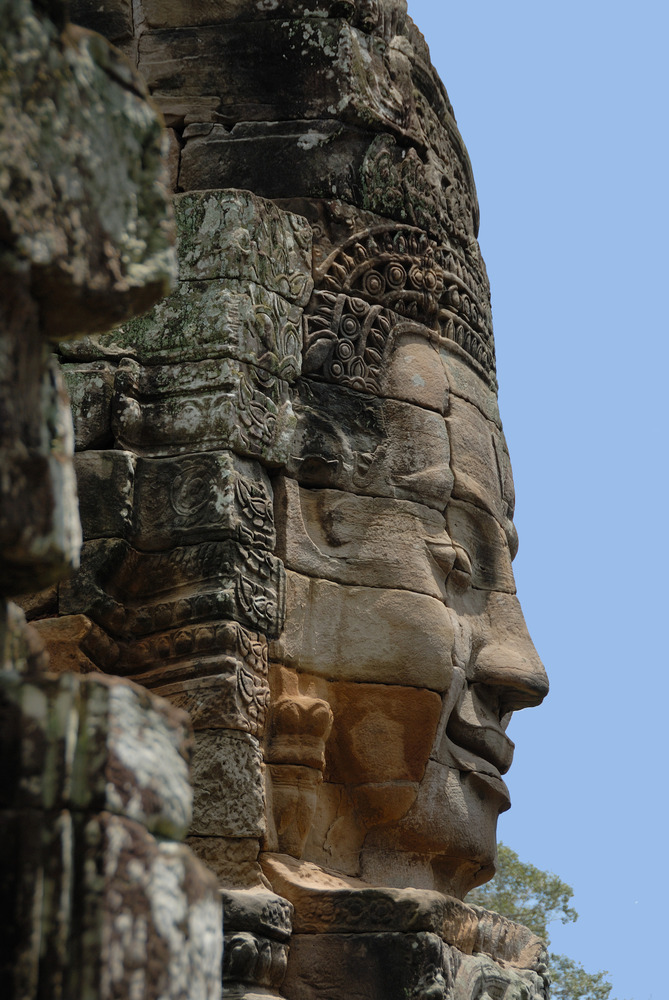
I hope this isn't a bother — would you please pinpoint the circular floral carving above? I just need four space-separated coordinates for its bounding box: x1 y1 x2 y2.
408 263 425 288
422 268 439 292
341 315 360 337
385 262 406 288
362 270 386 297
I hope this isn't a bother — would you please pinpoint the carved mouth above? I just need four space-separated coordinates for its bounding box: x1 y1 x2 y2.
446 716 515 777
435 668 514 806
442 725 513 810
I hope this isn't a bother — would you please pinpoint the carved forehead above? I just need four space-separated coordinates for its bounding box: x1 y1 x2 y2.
294 330 514 530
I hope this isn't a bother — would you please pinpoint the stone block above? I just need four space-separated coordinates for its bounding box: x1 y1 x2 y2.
0 808 74 999
441 346 502 427
115 617 267 693
261 853 548 995
445 499 515 594
74 450 136 541
190 729 266 839
446 393 511 527
0 5 175 338
62 362 115 451
140 0 358 30
1 807 223 1000
180 122 479 249
0 357 81 596
282 930 449 1000
223 932 289 989
76 675 193 838
77 813 222 1000
72 280 304 380
359 760 503 894
298 777 419 876
286 378 454 511
0 601 48 675
149 624 270 737
69 0 133 41
60 537 285 639
220 887 293 942
0 671 193 837
155 670 270 737
112 357 296 465
139 21 417 138
268 764 323 858
186 835 263 889
266 664 333 770
453 953 547 1000
276 477 452 599
174 189 313 306
13 584 58 621
260 853 452 935
273 571 455 690
132 452 275 552
31 614 117 674
179 120 372 203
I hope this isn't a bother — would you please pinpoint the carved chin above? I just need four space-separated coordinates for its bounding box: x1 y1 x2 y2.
358 763 509 899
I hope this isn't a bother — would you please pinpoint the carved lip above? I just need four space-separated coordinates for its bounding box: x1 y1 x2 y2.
446 717 515 777
442 733 512 810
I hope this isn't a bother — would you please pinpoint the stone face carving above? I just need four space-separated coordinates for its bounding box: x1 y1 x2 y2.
25 1 551 997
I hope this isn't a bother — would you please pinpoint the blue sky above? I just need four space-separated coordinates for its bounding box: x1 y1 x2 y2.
405 3 668 998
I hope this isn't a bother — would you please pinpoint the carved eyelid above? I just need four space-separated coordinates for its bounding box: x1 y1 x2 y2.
453 543 472 576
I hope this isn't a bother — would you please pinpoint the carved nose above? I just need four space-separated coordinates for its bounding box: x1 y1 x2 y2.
469 594 549 711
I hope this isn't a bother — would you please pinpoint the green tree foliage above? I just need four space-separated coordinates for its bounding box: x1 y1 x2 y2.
467 844 619 1000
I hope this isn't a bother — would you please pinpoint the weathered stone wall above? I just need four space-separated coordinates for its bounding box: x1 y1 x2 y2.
0 1 222 996
15 1 550 998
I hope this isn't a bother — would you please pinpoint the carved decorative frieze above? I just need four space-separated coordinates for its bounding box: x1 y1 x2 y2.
361 133 477 244
134 453 275 551
220 887 293 996
60 537 285 640
174 190 313 306
112 357 296 464
304 224 495 390
133 622 271 738
62 281 303 378
75 450 276 553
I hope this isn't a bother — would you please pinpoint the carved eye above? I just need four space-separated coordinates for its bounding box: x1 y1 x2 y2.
449 544 473 590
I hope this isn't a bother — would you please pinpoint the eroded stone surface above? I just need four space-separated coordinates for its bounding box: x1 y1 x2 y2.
1 671 192 837
190 729 266 839
112 356 296 463
0 1 176 337
0 1 224 995
79 813 222 1000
